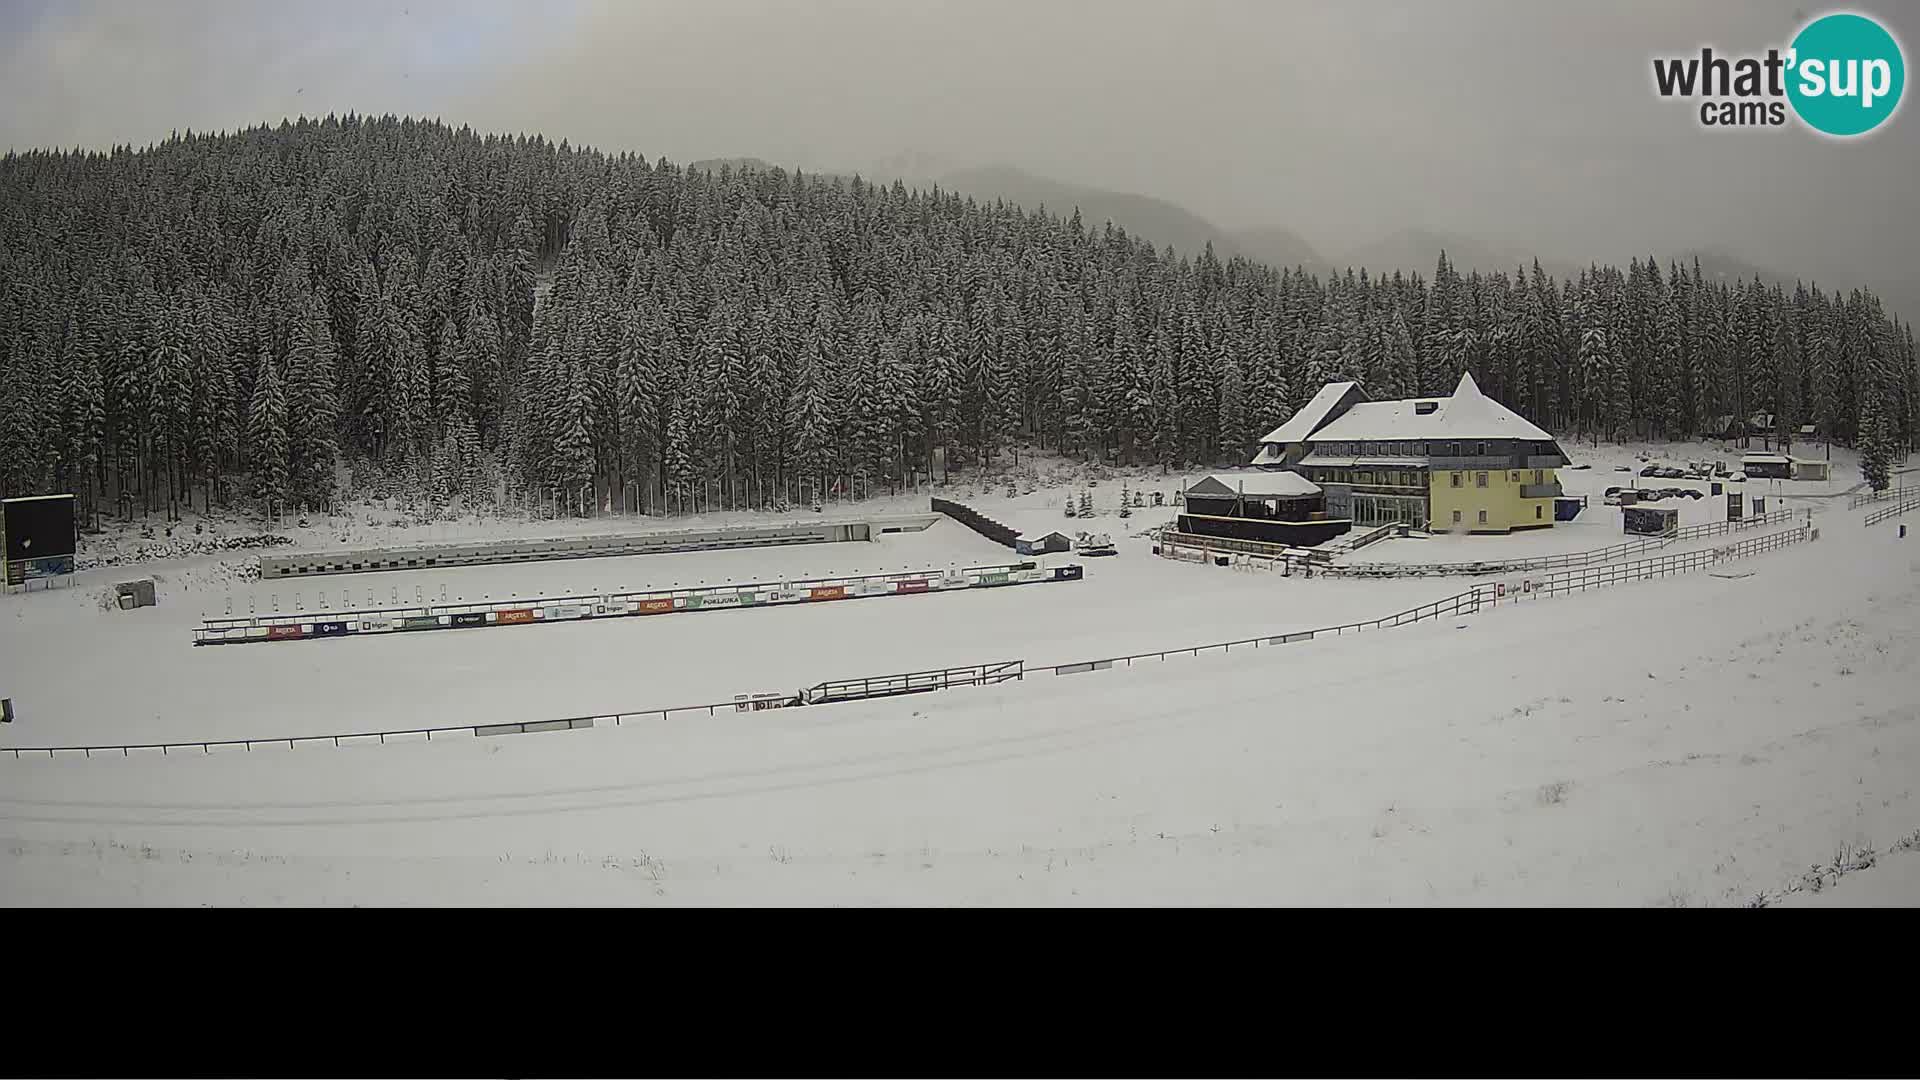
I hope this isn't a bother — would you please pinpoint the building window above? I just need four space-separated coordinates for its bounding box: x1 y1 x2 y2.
1450 472 1462 488
1452 510 1462 524
1536 505 1544 520
1510 471 1521 483
1478 509 1488 524
1476 472 1488 488
1534 469 1543 484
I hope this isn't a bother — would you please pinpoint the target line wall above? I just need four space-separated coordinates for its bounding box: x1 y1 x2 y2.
254 513 942 580
194 560 1085 645
2 493 77 587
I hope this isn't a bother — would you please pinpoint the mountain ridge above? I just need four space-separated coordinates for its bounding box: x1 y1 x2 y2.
692 155 1860 306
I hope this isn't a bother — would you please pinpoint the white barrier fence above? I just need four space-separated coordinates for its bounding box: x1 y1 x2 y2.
197 560 1083 646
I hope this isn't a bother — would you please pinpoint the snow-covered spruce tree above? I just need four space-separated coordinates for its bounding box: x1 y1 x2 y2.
285 296 340 506
1216 349 1248 463
245 348 289 506
1859 386 1893 491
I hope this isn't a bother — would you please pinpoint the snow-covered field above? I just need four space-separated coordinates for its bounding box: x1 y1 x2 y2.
3 441 1915 905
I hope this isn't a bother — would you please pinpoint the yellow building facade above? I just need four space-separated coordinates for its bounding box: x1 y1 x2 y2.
1428 465 1560 534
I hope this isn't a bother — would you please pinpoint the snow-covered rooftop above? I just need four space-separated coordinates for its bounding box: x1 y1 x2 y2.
1307 372 1554 443
1258 381 1359 445
1190 471 1322 498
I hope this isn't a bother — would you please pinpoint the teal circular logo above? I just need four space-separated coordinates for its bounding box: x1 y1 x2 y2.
1787 13 1905 136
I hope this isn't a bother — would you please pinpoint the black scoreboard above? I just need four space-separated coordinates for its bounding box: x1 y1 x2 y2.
3 494 77 586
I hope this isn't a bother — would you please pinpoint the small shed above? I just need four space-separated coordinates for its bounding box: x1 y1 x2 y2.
115 579 157 609
1623 505 1679 537
1741 452 1793 480
1015 531 1074 555
1791 458 1831 482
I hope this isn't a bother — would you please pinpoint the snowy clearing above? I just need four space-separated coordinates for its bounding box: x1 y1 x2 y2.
2 444 1916 905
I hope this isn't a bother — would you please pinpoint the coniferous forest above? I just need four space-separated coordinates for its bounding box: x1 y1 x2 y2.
2 115 1916 523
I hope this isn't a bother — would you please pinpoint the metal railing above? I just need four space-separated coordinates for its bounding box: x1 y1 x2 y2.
1341 521 1401 552
802 661 1025 705
1864 496 1920 527
930 497 1018 548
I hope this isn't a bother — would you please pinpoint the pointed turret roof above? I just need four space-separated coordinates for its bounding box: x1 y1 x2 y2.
1304 369 1556 443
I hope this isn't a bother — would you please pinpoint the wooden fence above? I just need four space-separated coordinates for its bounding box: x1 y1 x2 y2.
1848 485 1917 510
1485 524 1811 602
1864 496 1920 527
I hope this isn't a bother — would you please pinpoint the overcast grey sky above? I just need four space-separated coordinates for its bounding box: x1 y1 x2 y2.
3 0 1915 313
